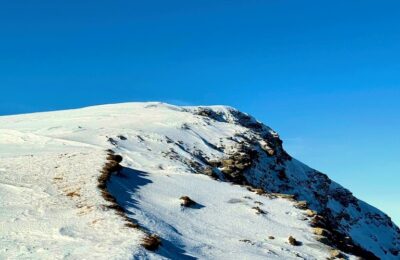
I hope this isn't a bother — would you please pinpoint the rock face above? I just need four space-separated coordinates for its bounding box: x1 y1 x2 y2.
189 105 399 259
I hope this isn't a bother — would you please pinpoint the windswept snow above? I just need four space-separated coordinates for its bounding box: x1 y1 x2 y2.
109 153 332 259
0 132 146 259
0 102 398 259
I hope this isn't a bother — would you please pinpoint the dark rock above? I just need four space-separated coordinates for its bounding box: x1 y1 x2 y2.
117 135 127 140
107 137 118 146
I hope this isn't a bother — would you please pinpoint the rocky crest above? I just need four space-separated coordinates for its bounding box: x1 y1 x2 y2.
182 106 399 259
4 102 396 259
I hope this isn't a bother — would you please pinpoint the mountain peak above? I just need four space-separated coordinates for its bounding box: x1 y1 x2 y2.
0 102 398 259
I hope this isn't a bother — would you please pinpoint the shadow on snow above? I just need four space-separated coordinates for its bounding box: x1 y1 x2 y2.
107 166 197 260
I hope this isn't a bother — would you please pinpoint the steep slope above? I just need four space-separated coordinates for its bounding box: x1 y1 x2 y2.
0 102 398 259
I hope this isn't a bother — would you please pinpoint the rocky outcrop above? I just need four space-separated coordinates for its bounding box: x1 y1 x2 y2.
192 106 399 259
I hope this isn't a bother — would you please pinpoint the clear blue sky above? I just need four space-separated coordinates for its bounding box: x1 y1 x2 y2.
1 1 399 224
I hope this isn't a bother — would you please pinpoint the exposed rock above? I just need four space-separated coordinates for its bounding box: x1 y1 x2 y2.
309 215 327 229
222 159 235 167
251 188 265 195
221 166 235 175
278 169 287 180
135 105 397 259
235 162 248 170
271 193 296 200
389 248 399 256
260 142 275 156
202 167 212 175
288 236 301 246
117 135 127 140
314 235 331 245
329 249 344 259
294 201 308 210
305 209 317 217
208 160 222 167
180 196 196 207
313 227 331 237
195 107 227 122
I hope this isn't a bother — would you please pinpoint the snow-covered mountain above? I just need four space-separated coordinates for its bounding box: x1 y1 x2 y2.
0 102 398 260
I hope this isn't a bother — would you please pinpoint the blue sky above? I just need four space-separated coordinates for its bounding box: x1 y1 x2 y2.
1 1 399 224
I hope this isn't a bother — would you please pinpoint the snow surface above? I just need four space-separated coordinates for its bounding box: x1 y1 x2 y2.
0 132 146 259
0 102 397 259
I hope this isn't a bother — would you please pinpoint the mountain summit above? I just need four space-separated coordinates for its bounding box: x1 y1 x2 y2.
0 102 398 259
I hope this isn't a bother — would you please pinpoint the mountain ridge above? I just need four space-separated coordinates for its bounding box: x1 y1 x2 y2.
0 102 398 259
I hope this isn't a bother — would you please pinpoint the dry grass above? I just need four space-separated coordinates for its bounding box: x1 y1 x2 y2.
91 219 102 225
98 150 140 230
97 150 164 251
141 234 161 251
288 236 301 246
180 196 196 207
106 154 123 163
66 190 80 198
101 190 117 203
125 222 139 229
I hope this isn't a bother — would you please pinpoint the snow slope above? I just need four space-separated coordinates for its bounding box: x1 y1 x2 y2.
0 102 398 259
0 131 147 259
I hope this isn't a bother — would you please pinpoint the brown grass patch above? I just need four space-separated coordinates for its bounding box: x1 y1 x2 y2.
125 222 139 229
288 236 301 246
66 190 80 198
91 219 102 225
98 150 163 251
180 196 196 207
141 234 161 251
106 154 123 163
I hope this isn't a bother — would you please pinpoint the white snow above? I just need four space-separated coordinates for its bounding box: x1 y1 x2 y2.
0 102 394 259
0 133 146 259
